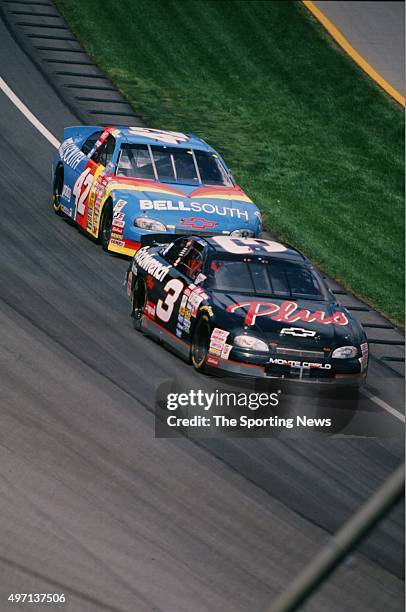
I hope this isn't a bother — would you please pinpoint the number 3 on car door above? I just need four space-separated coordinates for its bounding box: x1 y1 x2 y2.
156 279 184 323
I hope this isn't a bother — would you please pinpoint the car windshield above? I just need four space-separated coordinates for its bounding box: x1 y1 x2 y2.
206 257 330 301
116 144 233 186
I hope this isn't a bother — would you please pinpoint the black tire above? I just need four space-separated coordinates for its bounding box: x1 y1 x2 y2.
99 200 113 250
52 165 64 216
131 279 146 331
191 314 211 371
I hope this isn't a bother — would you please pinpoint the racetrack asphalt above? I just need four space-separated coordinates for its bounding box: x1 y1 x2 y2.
0 7 404 612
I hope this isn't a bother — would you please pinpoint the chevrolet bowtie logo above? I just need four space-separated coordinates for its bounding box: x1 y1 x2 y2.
280 327 317 338
180 217 217 230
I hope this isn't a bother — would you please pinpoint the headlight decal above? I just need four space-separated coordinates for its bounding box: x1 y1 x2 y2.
134 217 166 232
230 229 255 238
234 335 269 352
332 346 358 359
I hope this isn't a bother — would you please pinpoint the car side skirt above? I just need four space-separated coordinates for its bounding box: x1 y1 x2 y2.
141 316 191 360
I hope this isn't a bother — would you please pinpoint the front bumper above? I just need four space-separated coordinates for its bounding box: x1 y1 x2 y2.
205 349 367 387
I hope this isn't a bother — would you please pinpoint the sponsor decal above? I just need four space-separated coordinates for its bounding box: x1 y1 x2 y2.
135 248 171 282
112 219 125 229
62 184 72 202
221 344 233 359
113 212 125 221
110 238 125 248
140 199 249 221
188 292 204 317
177 286 205 335
269 358 331 370
62 205 72 217
206 356 219 367
280 327 317 338
192 285 206 296
359 342 369 372
194 273 207 285
180 308 192 322
144 301 156 320
227 300 349 327
209 328 229 356
59 138 86 170
211 328 229 341
114 199 127 213
180 217 218 230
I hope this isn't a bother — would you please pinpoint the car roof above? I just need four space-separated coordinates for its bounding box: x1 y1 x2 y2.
112 126 213 151
198 236 307 262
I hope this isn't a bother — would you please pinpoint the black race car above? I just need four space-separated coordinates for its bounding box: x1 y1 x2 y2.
126 236 369 386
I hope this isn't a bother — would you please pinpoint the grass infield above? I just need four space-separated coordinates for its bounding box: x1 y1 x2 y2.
56 0 404 324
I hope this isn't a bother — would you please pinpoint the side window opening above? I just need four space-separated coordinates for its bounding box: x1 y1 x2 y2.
116 144 155 179
176 242 205 279
91 134 116 166
161 238 189 265
81 130 103 155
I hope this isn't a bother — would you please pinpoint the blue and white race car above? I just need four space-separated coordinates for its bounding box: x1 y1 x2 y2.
52 126 262 256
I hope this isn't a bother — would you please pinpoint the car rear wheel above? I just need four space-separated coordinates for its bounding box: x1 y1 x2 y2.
191 314 211 371
131 279 146 331
52 165 64 216
99 200 113 250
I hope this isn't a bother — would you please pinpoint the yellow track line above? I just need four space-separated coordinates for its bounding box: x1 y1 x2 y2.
302 0 405 107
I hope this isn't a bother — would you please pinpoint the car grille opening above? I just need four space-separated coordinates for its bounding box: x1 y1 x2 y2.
276 347 325 360
265 365 335 380
174 228 217 237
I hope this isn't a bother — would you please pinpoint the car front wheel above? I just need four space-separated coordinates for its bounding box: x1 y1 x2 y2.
131 279 146 331
99 200 113 250
191 314 211 371
52 166 64 216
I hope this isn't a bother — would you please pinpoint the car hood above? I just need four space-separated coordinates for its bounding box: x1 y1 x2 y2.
210 292 362 348
107 178 261 232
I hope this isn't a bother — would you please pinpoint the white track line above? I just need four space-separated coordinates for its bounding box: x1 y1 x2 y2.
0 77 60 149
0 76 404 426
361 388 405 423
